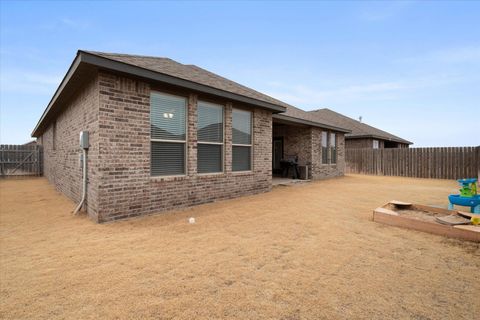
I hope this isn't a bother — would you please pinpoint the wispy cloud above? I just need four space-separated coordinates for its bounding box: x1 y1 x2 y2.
397 45 480 65
262 73 471 108
358 1 412 22
264 81 404 106
0 70 62 95
39 17 91 31
0 45 69 66
60 17 90 30
432 46 480 63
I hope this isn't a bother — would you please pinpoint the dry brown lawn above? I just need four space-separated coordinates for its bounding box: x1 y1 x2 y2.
1 175 479 319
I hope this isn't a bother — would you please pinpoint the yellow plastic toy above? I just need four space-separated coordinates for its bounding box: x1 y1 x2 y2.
471 216 480 225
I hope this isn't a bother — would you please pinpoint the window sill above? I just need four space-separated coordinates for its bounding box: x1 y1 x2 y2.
150 175 187 182
197 172 225 178
231 170 254 176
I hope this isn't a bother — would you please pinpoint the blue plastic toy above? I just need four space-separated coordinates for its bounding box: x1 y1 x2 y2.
448 178 480 214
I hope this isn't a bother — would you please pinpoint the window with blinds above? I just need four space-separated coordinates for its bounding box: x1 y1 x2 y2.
197 101 223 173
232 109 252 171
330 132 337 164
150 92 187 176
321 131 328 164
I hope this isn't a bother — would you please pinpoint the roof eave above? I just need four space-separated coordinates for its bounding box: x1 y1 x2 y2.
273 114 351 133
31 52 83 137
81 51 286 113
32 51 287 137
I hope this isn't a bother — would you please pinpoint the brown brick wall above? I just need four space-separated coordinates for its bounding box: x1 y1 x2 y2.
38 75 100 220
38 69 347 223
96 71 272 222
310 128 345 179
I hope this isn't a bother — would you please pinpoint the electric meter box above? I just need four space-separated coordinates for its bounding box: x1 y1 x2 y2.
79 131 89 149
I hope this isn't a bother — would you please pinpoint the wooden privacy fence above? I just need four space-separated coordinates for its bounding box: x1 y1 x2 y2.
346 146 480 180
0 144 43 177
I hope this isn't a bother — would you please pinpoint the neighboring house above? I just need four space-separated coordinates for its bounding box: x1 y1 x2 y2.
32 50 349 222
309 108 412 149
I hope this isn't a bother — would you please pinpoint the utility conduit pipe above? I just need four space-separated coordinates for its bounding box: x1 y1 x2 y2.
74 131 89 215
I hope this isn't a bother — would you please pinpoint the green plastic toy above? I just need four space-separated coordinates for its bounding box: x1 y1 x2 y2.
449 178 480 213
458 178 477 197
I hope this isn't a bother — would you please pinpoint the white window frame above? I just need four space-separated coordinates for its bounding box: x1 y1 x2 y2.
232 108 253 172
150 91 188 177
197 100 225 175
373 139 379 149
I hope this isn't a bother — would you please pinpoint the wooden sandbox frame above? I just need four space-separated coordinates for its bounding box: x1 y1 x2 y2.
373 201 480 242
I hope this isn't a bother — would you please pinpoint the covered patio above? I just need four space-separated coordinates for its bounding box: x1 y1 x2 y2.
271 111 349 182
272 118 312 180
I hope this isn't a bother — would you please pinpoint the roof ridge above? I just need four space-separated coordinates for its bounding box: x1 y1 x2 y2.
81 50 174 62
311 108 365 126
309 107 331 112
312 107 357 119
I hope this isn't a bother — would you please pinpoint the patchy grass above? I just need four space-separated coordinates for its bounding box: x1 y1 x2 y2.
1 175 479 319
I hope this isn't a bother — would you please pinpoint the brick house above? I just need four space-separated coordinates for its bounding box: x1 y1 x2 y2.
310 108 412 149
32 51 349 222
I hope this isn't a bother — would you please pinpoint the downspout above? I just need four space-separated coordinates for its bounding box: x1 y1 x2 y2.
74 131 89 215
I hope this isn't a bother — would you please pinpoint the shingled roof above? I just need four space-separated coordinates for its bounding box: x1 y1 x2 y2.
309 108 412 144
86 52 349 133
273 105 350 133
85 51 295 109
32 50 352 137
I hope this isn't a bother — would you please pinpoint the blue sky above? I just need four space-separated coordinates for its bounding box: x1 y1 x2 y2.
1 0 479 146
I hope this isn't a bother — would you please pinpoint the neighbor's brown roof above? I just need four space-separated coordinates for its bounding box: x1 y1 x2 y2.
309 108 412 144
273 105 350 133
